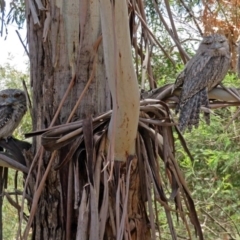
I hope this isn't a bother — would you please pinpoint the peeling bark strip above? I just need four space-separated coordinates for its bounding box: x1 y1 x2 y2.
100 0 140 162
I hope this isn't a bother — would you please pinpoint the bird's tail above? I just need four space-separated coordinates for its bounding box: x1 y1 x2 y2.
178 88 209 132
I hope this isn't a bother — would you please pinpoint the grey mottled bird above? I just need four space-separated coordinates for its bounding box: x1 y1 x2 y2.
0 89 27 139
174 34 230 132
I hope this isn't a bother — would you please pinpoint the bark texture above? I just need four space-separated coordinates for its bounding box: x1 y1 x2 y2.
27 1 111 239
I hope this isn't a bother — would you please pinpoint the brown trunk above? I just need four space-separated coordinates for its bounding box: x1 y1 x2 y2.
27 1 111 239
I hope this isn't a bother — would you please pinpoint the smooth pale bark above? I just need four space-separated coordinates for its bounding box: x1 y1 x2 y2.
100 0 140 162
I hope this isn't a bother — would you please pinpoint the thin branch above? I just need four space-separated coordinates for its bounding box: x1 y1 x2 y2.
152 0 189 63
0 154 28 173
224 107 240 130
215 203 240 235
201 208 235 240
163 0 188 63
15 30 29 58
216 0 232 29
2 191 32 202
22 79 33 122
23 151 57 239
178 0 203 36
134 10 176 67
51 74 76 126
220 83 240 102
1 11 4 37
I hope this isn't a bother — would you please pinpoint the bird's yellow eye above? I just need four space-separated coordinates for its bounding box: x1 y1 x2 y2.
1 94 8 98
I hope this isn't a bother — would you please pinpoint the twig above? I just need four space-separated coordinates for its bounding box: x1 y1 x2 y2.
1 11 4 37
22 79 33 122
128 0 175 66
2 191 32 202
141 43 150 89
220 83 240 102
201 208 235 240
215 203 240 235
134 10 176 67
169 38 201 53
224 107 240 130
0 154 28 173
52 74 76 126
66 161 73 240
216 0 232 30
15 30 29 58
163 0 188 63
178 0 203 36
152 0 189 63
17 147 43 239
23 151 57 239
5 192 21 211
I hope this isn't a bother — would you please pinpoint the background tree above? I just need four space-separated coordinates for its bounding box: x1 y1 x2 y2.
1 0 240 239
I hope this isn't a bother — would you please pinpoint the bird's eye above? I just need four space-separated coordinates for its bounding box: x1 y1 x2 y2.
204 42 211 45
219 40 225 43
14 93 21 98
1 94 8 98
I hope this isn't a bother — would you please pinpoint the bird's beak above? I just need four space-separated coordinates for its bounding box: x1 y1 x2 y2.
212 42 222 49
2 97 15 106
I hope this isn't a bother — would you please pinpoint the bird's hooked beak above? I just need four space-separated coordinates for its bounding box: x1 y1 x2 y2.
0 97 23 106
212 42 222 49
0 97 15 106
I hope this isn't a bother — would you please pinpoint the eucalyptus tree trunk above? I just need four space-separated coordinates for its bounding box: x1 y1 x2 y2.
26 0 141 239
28 2 108 239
